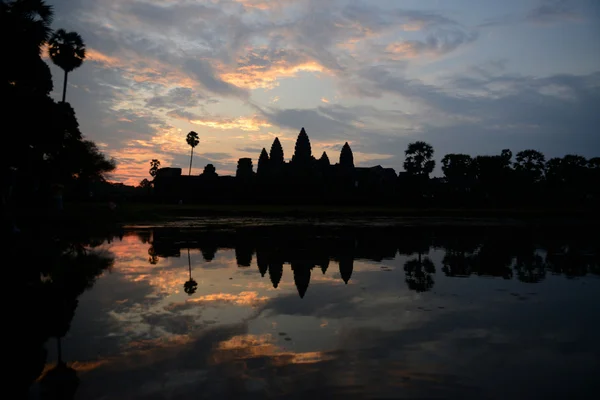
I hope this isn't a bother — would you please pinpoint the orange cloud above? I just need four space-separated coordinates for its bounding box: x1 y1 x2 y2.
220 61 326 90
321 97 330 103
189 115 271 131
85 48 197 89
386 42 421 58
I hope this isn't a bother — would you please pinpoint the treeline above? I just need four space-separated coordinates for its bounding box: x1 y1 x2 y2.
2 0 115 220
151 128 599 208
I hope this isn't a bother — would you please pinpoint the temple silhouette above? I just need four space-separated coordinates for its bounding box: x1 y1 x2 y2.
153 127 397 204
147 126 600 208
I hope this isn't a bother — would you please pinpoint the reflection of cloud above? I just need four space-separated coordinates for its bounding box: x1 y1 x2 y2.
166 291 269 310
214 334 334 365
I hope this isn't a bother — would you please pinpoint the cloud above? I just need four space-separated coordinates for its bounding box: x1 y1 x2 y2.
385 30 478 59
190 115 271 131
236 147 264 153
526 0 581 24
146 87 203 109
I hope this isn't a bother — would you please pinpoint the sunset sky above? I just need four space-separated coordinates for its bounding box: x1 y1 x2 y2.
45 0 600 185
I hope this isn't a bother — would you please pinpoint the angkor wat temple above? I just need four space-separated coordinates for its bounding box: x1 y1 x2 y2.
154 127 397 204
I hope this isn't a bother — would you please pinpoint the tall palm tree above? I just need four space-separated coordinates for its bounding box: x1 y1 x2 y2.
186 131 199 176
48 29 86 102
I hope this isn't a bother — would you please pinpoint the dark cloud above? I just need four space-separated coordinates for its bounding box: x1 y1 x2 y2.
166 109 202 121
526 0 580 23
146 87 204 109
184 59 248 98
389 29 478 58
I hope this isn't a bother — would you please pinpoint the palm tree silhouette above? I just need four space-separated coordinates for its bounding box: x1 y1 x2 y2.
186 131 200 176
48 29 86 103
184 248 197 295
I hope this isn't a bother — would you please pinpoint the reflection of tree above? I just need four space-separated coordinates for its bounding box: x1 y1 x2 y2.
514 243 546 283
439 230 479 278
442 252 473 277
40 335 79 400
545 245 592 278
184 248 197 296
404 254 436 292
148 246 158 265
17 234 114 397
470 241 514 279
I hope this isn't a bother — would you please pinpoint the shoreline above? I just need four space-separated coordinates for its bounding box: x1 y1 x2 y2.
12 202 600 227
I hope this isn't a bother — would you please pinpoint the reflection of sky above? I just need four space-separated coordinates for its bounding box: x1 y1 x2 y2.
38 233 600 399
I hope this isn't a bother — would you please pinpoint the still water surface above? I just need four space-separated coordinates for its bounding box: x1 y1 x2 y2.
33 223 600 399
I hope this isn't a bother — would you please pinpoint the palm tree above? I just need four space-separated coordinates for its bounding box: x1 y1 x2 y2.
48 29 86 102
186 131 199 176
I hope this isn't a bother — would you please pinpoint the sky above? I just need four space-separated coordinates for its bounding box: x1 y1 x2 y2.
44 0 600 185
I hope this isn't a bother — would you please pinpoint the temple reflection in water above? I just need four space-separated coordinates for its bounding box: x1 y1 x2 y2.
145 224 600 298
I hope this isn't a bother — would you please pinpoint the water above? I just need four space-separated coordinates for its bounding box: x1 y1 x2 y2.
30 222 600 399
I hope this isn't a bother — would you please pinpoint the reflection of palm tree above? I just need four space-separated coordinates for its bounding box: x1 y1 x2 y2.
148 246 158 265
404 253 436 292
184 248 197 295
514 245 546 283
48 29 86 103
40 339 80 400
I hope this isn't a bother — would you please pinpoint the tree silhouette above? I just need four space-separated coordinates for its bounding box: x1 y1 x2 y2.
201 163 218 178
269 137 284 166
404 141 435 177
442 154 474 191
515 149 546 184
48 29 86 103
149 159 160 178
184 248 197 295
186 131 199 176
340 142 354 168
292 127 312 165
257 148 269 177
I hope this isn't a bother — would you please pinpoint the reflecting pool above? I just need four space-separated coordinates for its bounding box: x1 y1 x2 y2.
26 222 600 399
